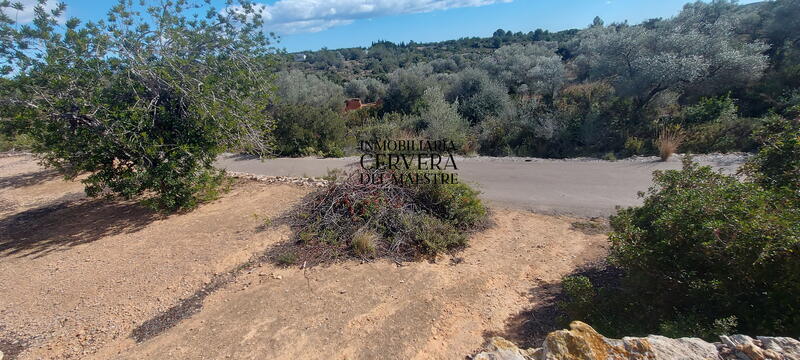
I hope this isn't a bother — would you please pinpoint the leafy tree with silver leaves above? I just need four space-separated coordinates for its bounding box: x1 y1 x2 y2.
571 0 769 110
0 0 278 211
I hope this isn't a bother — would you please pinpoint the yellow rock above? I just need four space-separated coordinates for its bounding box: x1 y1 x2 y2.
541 321 655 360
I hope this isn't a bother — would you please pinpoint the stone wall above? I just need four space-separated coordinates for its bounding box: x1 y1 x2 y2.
227 171 329 187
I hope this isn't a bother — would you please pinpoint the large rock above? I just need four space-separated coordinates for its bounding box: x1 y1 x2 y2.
540 321 716 360
472 322 800 360
757 337 800 360
473 337 538 360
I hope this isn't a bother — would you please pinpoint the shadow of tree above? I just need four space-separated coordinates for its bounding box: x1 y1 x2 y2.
0 197 160 258
483 281 565 349
0 169 62 190
484 262 623 349
219 153 260 162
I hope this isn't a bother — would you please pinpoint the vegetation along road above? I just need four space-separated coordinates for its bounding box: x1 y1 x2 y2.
216 153 747 217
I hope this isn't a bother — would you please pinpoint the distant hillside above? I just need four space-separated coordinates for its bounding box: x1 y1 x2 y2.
280 27 580 81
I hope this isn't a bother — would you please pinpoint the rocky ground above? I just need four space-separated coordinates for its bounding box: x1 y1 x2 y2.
0 153 609 359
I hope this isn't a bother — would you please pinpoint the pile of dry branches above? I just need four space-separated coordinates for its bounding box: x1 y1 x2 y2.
284 168 486 264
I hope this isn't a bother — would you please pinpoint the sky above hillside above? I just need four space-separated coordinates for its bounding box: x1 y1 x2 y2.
11 0 761 52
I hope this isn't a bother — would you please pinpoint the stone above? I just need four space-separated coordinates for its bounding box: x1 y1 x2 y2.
540 321 656 360
645 335 719 360
719 335 785 360
473 337 536 360
757 337 800 360
472 322 800 360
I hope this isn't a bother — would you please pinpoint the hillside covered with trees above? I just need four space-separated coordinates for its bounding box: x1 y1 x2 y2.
262 0 800 159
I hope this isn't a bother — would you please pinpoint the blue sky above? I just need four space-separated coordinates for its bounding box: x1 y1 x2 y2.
17 0 761 52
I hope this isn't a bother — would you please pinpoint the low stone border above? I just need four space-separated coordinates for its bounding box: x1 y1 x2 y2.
227 171 329 188
472 321 800 360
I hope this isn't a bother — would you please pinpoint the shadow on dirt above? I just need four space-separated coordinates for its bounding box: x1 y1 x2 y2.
129 206 297 343
0 324 31 360
0 196 160 258
484 261 623 349
482 281 565 349
130 271 236 343
0 169 62 190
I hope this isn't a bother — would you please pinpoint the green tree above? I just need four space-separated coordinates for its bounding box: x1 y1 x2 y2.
344 77 387 103
572 1 769 110
480 42 566 96
273 104 346 157
383 64 433 114
448 68 510 125
1 0 277 211
276 70 344 111
415 87 470 150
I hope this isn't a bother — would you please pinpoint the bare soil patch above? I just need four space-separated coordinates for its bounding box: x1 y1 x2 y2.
0 154 609 359
0 154 309 359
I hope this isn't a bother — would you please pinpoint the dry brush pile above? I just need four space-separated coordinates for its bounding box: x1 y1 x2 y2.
280 169 488 264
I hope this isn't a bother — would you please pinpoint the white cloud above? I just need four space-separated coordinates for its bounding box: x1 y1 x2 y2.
4 0 61 24
236 0 513 34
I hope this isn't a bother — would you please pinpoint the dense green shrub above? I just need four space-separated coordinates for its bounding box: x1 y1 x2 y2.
683 94 738 124
383 65 433 114
559 138 800 338
273 104 347 157
397 212 469 255
0 133 35 152
609 158 800 336
0 85 37 151
623 137 645 156
740 116 800 193
682 117 759 153
275 70 345 111
344 78 388 103
448 68 511 125
355 118 403 145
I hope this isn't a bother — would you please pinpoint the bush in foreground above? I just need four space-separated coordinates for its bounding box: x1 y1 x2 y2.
287 170 487 263
1 1 276 212
559 117 800 339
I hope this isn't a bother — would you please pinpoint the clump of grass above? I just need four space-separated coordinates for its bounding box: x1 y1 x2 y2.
276 252 298 266
656 126 685 161
351 229 377 257
602 152 617 161
322 168 345 182
570 218 611 235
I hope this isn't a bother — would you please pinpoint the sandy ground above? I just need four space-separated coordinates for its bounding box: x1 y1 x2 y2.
1 153 608 359
216 153 747 217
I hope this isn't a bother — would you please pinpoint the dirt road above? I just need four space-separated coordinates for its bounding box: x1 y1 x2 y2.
216 153 747 217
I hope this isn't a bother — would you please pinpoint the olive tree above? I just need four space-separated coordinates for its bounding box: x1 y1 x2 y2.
383 63 434 114
0 0 277 211
415 87 469 150
572 1 769 109
480 42 566 96
344 77 387 103
448 68 511 124
275 70 344 111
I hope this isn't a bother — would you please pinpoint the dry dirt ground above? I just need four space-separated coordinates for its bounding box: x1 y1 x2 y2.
0 153 608 359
